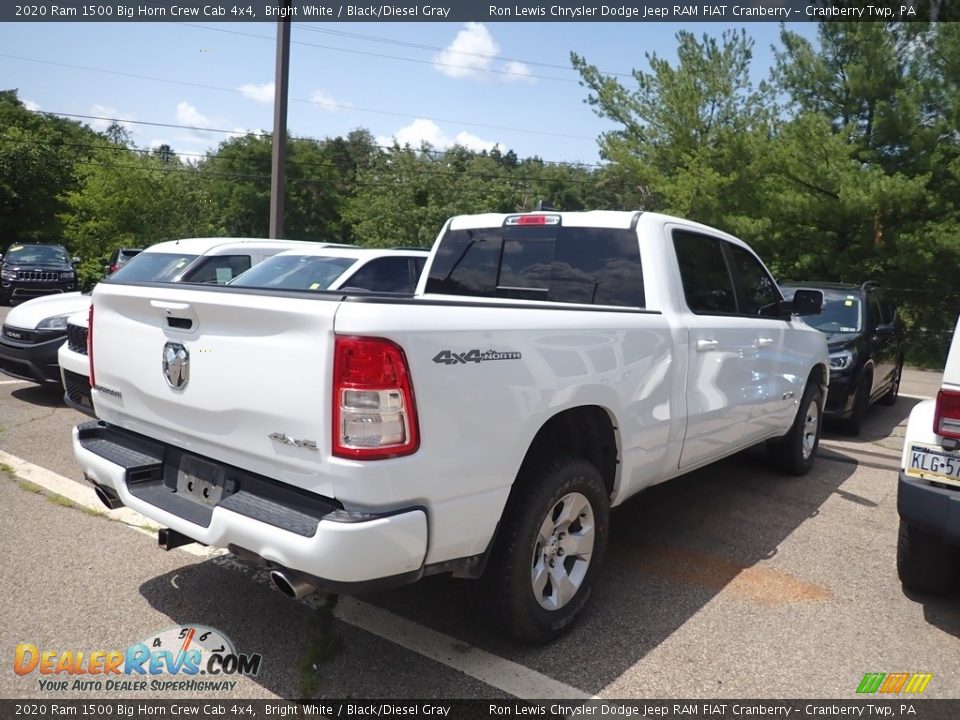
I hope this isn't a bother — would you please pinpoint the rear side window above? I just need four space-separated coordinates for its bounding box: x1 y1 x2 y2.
338 257 416 293
182 255 252 284
230 254 356 290
672 231 736 314
725 243 781 317
425 226 645 308
109 253 200 283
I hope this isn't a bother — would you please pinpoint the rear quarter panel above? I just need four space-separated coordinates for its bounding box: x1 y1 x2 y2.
333 298 676 563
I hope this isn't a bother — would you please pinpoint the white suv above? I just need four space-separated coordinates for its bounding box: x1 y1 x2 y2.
898 315 960 593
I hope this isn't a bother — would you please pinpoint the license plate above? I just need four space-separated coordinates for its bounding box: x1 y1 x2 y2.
906 443 960 488
176 454 226 505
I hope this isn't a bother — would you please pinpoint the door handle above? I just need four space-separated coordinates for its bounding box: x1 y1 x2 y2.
755 337 774 348
695 339 719 352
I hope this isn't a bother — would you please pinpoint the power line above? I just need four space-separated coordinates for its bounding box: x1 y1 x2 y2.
294 25 636 79
178 23 574 84
2 53 593 142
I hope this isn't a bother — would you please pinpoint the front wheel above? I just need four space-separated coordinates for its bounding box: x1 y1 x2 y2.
482 456 610 643
767 382 823 476
842 376 870 436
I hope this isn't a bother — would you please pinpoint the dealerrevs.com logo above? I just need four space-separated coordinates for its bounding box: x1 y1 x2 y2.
15 625 262 693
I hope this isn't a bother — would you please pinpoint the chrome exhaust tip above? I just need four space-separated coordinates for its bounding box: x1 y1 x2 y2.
269 568 318 600
93 484 124 510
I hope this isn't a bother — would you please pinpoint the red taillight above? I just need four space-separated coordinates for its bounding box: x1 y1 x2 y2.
934 388 960 439
109 264 118 274
332 336 419 460
87 304 95 388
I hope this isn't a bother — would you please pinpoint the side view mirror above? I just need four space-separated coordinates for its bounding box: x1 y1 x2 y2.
792 289 823 316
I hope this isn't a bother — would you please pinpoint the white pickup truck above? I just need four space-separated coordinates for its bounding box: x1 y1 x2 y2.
72 210 828 642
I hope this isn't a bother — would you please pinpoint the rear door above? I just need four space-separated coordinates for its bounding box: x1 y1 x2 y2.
672 230 755 469
870 291 898 394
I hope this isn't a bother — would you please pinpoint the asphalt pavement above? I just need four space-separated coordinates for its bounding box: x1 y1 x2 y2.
1 304 958 703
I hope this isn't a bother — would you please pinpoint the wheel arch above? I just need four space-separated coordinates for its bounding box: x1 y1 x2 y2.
514 405 620 500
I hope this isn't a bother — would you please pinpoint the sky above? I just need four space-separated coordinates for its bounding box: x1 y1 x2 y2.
0 20 820 166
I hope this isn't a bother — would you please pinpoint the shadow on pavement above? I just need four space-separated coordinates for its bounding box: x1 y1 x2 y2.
11 383 65 408
822 396 921 445
340 447 860 695
136 446 861 698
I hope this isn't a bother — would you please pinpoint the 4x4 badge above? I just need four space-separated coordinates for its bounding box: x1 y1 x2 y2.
162 342 189 388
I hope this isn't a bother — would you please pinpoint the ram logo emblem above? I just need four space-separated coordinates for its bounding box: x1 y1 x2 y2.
162 342 189 389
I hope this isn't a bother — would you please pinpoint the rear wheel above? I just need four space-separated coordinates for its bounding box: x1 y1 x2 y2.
482 456 609 643
897 520 959 594
767 381 823 476
879 361 903 406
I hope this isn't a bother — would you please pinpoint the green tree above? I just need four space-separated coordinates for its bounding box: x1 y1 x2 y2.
0 90 97 244
571 29 773 232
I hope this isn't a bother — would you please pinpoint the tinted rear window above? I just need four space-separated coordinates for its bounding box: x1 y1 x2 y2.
109 253 200 283
425 226 644 308
231 254 356 290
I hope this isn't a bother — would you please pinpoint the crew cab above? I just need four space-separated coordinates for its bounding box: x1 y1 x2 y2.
72 211 828 642
897 314 960 594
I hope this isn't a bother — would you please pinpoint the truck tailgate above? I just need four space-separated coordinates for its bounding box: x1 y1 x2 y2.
90 283 341 497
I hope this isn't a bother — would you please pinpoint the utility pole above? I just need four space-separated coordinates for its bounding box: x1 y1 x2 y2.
269 0 292 239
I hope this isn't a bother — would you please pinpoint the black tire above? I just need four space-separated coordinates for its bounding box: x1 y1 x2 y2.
767 381 823 476
897 520 959 594
0 292 10 306
842 375 871 436
481 456 610 644
879 361 903 407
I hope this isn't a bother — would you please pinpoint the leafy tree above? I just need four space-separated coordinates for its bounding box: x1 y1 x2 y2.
572 29 773 231
0 90 97 245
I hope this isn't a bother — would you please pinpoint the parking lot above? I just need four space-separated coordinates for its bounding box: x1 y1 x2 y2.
1 304 958 702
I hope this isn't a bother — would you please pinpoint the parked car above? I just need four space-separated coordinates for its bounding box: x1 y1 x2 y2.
897 314 960 594
230 246 428 294
104 248 143 276
1 237 315 393
780 282 906 435
72 210 827 642
0 243 78 305
60 243 428 415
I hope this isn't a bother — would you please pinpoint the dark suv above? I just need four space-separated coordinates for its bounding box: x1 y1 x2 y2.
780 282 906 435
0 243 78 305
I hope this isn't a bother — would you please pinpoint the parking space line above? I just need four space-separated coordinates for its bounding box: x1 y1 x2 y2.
0 379 28 384
334 597 592 700
0 450 592 701
0 450 219 558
